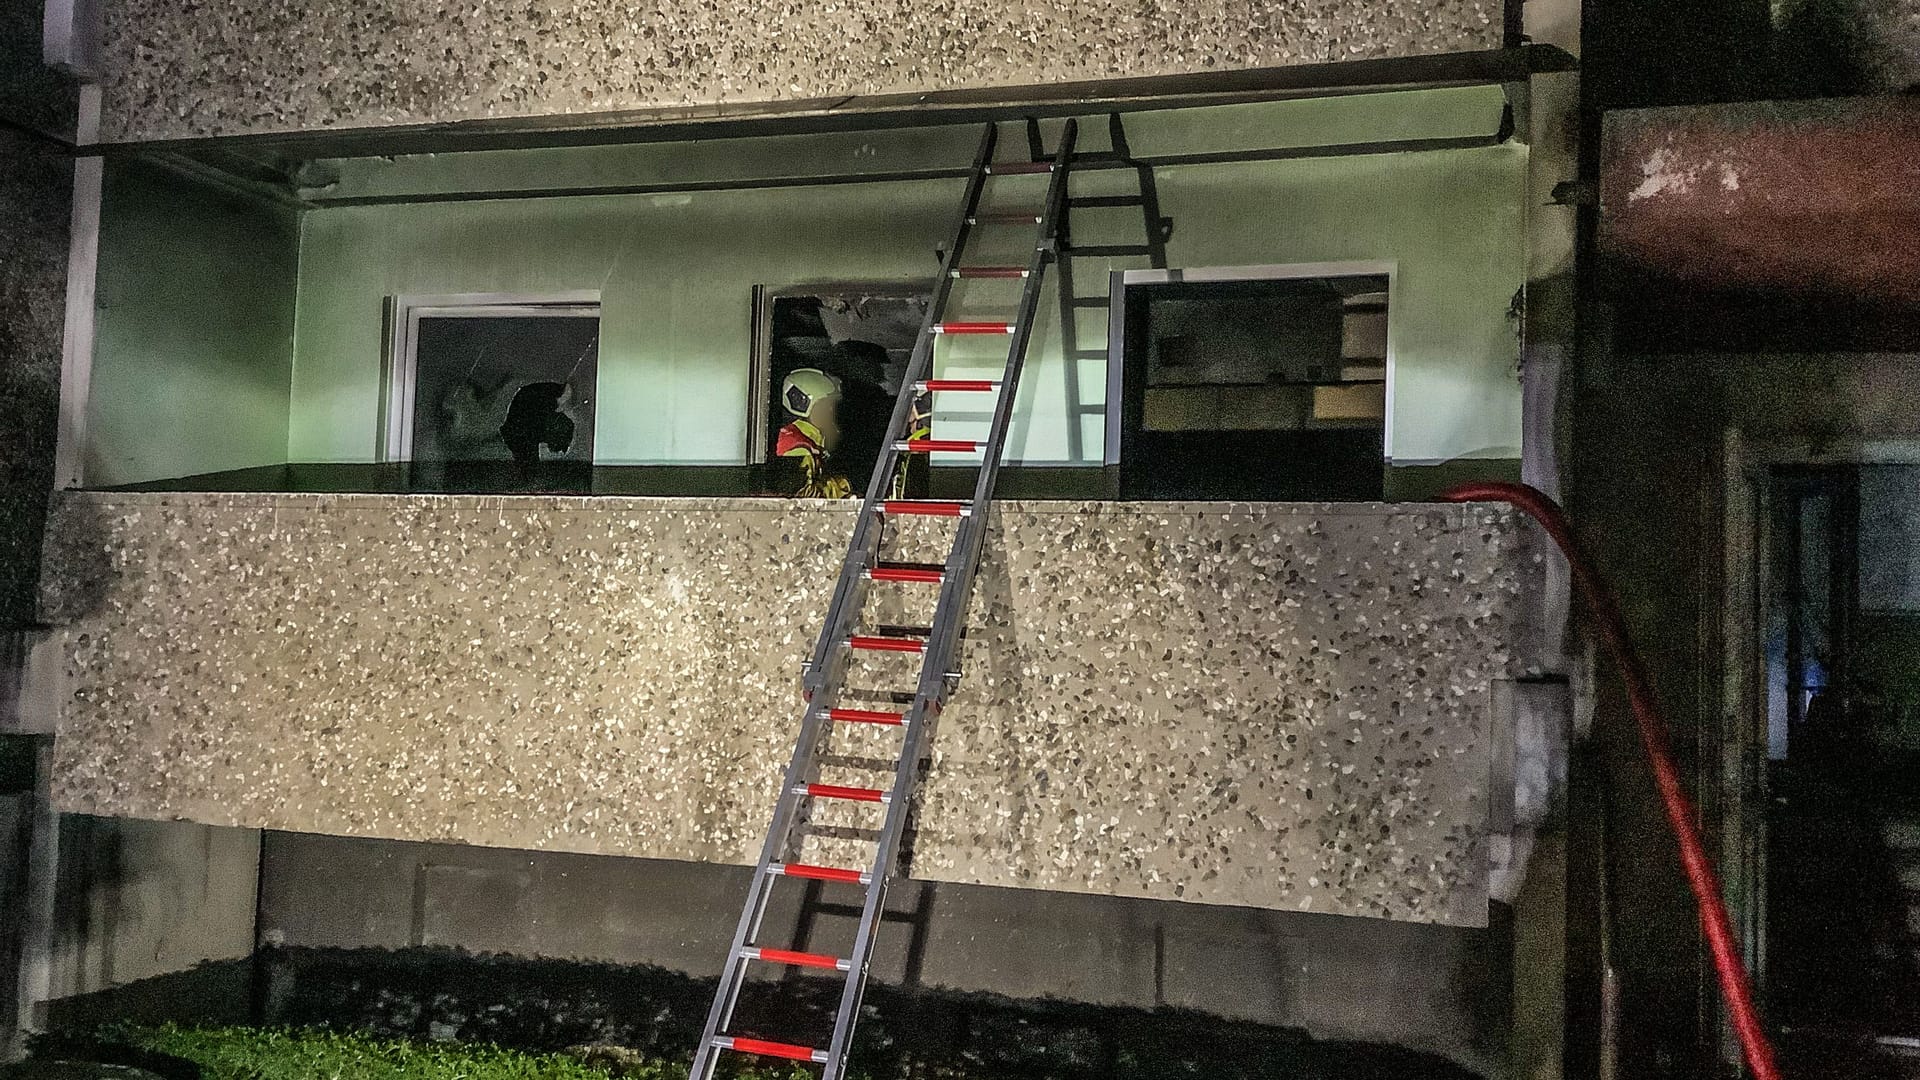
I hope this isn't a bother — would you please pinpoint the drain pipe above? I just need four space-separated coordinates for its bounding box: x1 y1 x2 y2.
1439 481 1782 1080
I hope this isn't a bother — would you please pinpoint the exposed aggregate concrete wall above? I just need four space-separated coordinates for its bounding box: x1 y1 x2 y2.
40 492 1542 926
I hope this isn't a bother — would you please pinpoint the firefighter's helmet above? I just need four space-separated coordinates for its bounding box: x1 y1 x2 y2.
781 368 841 420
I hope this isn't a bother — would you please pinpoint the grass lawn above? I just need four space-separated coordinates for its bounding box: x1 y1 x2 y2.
30 1025 825 1080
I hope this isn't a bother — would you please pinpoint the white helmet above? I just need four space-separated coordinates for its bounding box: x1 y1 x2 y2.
781 368 842 420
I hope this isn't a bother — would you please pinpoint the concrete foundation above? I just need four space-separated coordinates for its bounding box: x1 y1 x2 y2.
258 829 1515 1074
39 816 260 1028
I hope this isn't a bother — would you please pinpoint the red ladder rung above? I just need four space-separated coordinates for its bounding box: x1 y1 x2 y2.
848 634 926 654
968 212 1044 225
987 161 1055 174
777 862 869 884
898 439 979 453
826 707 906 725
718 1036 827 1063
951 266 1029 278
917 379 999 392
868 563 945 584
745 946 849 970
800 782 887 803
933 322 1015 335
877 500 969 517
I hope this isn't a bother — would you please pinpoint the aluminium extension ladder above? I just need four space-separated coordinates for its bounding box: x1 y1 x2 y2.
689 118 1079 1080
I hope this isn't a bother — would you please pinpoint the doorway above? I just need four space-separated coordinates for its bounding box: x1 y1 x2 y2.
749 283 934 498
1759 463 1920 1074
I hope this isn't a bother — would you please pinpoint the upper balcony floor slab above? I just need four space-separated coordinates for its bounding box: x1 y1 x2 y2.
90 0 1527 146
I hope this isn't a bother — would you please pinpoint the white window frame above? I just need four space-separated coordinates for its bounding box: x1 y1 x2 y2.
381 291 601 463
1106 260 1398 465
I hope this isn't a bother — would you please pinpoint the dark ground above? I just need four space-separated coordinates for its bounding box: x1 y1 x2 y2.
40 946 1484 1079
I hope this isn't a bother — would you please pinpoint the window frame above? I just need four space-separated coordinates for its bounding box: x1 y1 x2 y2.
1104 261 1397 465
380 291 602 463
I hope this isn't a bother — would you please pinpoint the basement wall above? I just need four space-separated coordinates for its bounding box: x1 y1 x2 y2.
252 830 1518 1075
38 815 259 1030
39 493 1544 929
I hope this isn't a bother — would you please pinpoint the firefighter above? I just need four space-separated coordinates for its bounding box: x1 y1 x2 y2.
776 368 853 499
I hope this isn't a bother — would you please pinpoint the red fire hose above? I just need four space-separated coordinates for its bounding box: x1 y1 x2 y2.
1440 482 1782 1080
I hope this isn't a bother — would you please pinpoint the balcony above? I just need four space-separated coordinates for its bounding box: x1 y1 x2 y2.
29 77 1565 940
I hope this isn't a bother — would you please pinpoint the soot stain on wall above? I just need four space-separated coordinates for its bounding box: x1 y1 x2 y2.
0 130 70 630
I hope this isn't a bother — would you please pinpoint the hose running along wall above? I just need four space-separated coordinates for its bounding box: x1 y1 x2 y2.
1438 481 1782 1080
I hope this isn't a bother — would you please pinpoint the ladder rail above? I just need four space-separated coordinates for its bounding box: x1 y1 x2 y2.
817 119 1079 1080
800 122 999 701
1053 231 1085 462
688 123 999 1080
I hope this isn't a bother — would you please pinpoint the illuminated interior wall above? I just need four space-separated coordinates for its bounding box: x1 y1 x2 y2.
286 93 1525 472
87 160 299 486
80 89 1526 485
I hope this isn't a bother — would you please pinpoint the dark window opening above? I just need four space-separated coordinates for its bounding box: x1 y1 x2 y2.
1764 464 1920 1064
757 289 932 499
1116 274 1387 501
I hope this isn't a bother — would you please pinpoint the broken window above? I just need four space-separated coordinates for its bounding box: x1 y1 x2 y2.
388 298 600 493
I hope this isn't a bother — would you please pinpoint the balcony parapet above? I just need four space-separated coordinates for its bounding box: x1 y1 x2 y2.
41 490 1543 926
